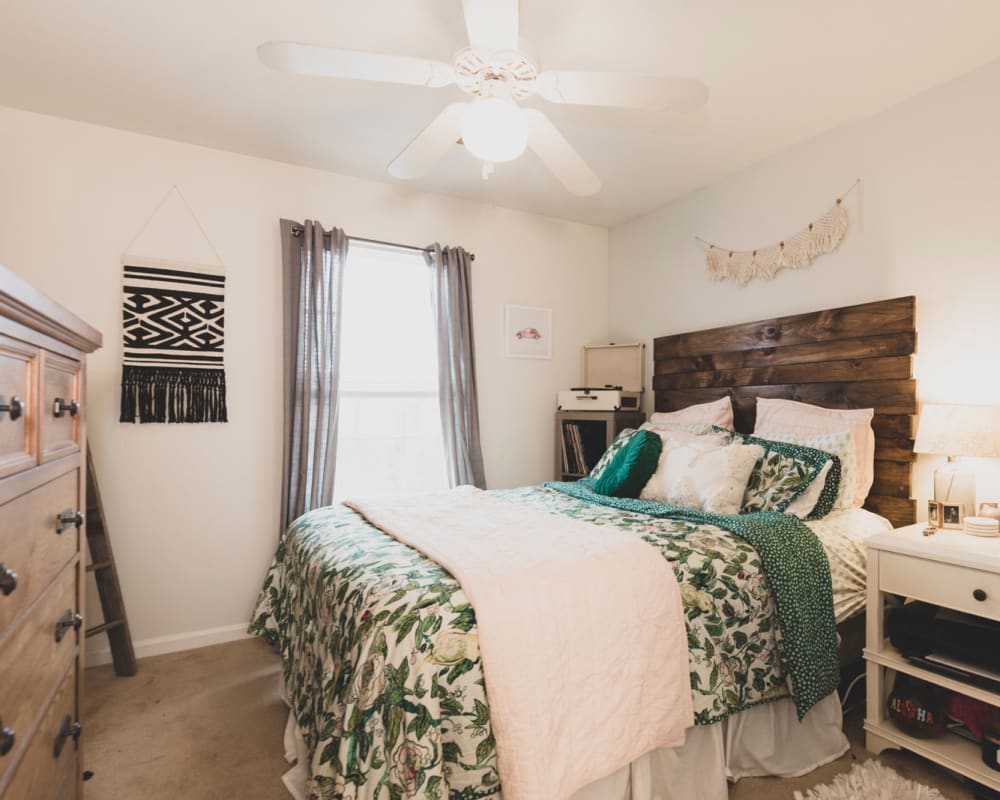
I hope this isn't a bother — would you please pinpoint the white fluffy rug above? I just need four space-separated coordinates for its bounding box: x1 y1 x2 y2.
794 760 948 800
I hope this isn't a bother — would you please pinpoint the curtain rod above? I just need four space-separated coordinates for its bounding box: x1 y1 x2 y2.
290 226 475 261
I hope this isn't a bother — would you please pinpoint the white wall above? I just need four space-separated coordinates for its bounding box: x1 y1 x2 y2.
608 58 1000 520
0 106 608 662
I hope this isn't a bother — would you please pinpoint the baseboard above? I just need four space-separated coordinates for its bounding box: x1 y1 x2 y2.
84 622 252 667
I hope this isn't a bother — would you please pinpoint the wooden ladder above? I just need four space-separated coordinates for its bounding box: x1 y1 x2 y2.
84 450 137 676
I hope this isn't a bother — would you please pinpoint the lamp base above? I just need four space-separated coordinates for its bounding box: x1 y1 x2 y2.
931 462 976 530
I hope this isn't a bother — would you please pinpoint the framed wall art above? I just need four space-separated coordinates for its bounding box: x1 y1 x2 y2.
505 305 552 359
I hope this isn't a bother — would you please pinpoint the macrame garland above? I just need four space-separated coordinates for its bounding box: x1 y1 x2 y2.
698 180 860 285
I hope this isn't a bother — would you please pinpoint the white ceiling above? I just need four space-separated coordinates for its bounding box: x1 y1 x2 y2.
2 1 999 226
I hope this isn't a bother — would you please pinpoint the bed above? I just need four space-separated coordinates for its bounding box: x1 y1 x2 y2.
251 296 917 800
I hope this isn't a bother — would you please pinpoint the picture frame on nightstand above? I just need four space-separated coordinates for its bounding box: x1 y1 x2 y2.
928 500 941 528
942 502 965 529
979 501 1000 522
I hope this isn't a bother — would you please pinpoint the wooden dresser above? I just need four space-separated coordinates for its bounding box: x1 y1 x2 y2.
0 265 101 799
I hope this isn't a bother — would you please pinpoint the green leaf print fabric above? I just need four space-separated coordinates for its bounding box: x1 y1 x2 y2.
544 478 839 720
250 483 840 800
733 432 840 516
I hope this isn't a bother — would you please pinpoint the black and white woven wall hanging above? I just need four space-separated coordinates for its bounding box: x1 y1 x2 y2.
119 186 228 423
120 261 227 423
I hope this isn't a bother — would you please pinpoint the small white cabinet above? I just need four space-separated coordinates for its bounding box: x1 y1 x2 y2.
865 523 1000 791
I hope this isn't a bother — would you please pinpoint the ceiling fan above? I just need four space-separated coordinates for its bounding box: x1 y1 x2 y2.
258 0 708 196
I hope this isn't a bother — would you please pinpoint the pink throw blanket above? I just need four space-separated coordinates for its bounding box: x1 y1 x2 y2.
344 486 693 800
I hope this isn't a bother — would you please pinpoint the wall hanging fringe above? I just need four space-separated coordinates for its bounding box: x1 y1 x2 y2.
696 179 861 285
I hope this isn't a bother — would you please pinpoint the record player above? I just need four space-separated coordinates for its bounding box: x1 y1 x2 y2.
557 343 644 411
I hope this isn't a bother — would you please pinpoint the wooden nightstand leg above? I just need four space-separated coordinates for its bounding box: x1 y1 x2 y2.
865 548 885 728
864 546 898 756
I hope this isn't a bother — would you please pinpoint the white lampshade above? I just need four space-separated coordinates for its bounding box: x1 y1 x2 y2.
461 98 528 163
914 403 1000 457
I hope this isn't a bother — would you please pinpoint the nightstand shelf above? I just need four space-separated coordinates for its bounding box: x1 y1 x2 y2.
865 523 1000 792
554 410 645 482
863 643 1000 708
866 716 1000 791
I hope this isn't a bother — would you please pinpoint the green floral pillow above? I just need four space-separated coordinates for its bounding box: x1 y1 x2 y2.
589 428 638 480
731 431 842 518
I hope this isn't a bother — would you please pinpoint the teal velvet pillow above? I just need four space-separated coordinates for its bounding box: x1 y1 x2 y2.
589 428 638 480
593 429 663 498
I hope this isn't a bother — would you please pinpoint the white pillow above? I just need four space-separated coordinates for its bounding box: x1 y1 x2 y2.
640 422 733 443
640 440 765 515
761 429 858 511
648 396 734 430
754 398 875 507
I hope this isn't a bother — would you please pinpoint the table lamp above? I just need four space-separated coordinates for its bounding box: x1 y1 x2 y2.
914 403 1000 529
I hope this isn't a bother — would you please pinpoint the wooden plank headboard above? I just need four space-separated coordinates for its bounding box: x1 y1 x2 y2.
652 297 917 527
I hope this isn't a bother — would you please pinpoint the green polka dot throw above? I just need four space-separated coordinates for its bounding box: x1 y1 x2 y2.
544 478 840 720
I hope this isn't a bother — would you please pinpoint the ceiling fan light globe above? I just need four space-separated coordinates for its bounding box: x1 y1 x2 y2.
461 98 527 163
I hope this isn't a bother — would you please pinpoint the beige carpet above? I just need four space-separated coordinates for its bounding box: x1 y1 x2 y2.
84 638 975 800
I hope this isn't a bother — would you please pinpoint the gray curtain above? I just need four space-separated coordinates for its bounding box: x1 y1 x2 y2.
425 243 486 489
280 219 349 530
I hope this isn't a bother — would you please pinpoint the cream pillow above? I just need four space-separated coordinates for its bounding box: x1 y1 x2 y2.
640 440 765 515
761 429 858 511
640 422 733 445
648 396 734 430
754 398 874 507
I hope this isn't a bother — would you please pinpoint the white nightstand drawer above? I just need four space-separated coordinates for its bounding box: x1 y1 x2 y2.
880 550 1000 622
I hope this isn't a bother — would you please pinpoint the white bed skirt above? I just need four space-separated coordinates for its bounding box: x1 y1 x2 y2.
277 677 848 800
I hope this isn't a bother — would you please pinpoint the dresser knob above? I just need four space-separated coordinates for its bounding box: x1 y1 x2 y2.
53 716 81 759
56 509 85 534
52 397 79 418
0 720 14 756
973 588 988 602
55 609 83 643
0 395 22 422
0 565 16 596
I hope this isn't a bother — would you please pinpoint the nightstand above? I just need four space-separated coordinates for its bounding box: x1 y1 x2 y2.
864 523 1000 791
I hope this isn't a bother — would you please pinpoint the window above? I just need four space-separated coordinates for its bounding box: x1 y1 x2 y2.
334 242 447 499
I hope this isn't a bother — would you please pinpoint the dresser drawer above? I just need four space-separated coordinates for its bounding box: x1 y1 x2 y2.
0 336 37 480
40 354 81 464
0 470 79 631
880 550 1000 622
0 563 77 785
0 662 77 800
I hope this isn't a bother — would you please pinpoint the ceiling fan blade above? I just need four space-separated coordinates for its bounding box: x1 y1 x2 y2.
388 103 468 180
258 41 454 88
461 0 519 52
534 71 708 112
537 105 711 137
523 109 601 196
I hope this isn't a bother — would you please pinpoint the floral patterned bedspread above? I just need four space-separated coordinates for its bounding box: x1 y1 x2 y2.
250 485 835 800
